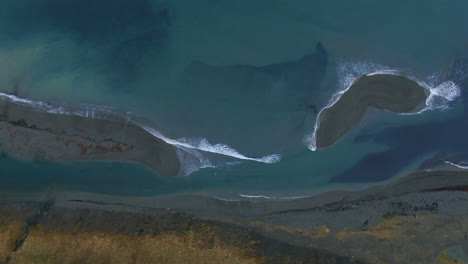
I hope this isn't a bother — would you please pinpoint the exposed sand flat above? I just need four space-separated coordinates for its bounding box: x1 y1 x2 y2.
316 74 427 148
0 99 181 177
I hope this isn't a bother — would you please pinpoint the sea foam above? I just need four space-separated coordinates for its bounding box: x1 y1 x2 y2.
306 61 463 151
0 92 281 176
444 161 468 170
209 193 311 201
238 193 309 200
134 121 281 176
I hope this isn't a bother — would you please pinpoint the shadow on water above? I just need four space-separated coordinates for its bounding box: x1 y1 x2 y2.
1 0 170 89
167 42 328 154
180 42 327 112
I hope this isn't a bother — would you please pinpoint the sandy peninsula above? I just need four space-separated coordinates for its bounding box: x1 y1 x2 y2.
315 74 428 149
0 97 181 177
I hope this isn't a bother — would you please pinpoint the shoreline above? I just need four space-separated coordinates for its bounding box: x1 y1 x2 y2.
2 145 466 204
1 168 468 263
307 61 463 151
0 92 281 178
0 95 182 177
312 74 428 149
1 167 467 216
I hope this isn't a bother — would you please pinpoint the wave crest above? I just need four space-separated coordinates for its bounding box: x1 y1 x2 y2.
444 160 468 170
0 92 281 176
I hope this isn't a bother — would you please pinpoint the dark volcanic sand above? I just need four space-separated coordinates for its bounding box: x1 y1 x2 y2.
0 99 181 177
315 74 427 149
1 169 468 264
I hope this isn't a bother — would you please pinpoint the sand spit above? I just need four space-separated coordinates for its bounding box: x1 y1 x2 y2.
0 91 282 177
0 99 181 177
314 74 427 149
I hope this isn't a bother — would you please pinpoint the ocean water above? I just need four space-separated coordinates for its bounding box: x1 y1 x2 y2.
0 0 467 197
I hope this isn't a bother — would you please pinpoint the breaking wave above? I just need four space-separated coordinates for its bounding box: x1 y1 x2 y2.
211 193 310 201
306 60 464 151
0 92 281 176
444 161 468 170
134 121 281 176
238 193 309 200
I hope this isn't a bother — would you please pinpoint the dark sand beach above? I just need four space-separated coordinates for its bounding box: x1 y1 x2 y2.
315 74 428 149
0 169 467 264
0 99 181 177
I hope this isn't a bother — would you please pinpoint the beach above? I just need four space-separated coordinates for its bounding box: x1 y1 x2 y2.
0 168 467 264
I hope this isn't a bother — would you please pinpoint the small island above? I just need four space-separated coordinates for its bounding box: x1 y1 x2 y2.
315 74 428 149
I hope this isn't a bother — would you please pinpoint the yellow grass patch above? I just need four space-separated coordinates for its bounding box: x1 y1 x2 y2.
437 251 464 264
0 219 24 262
8 226 263 264
248 221 330 239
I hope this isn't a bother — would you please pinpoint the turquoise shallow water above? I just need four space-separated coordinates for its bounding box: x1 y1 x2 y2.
0 0 467 196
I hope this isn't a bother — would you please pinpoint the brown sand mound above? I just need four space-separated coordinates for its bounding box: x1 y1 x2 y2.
315 74 427 149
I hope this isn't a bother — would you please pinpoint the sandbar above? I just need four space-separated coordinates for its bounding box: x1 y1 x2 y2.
315 74 427 148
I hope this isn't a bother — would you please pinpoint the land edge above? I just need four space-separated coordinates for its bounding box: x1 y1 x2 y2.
315 73 429 149
1 169 468 263
0 97 182 177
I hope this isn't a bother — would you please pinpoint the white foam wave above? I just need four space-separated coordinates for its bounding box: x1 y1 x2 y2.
306 61 463 151
135 121 281 168
305 82 353 151
211 196 241 202
238 194 309 200
444 161 468 170
0 92 119 120
174 147 213 177
0 92 281 176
